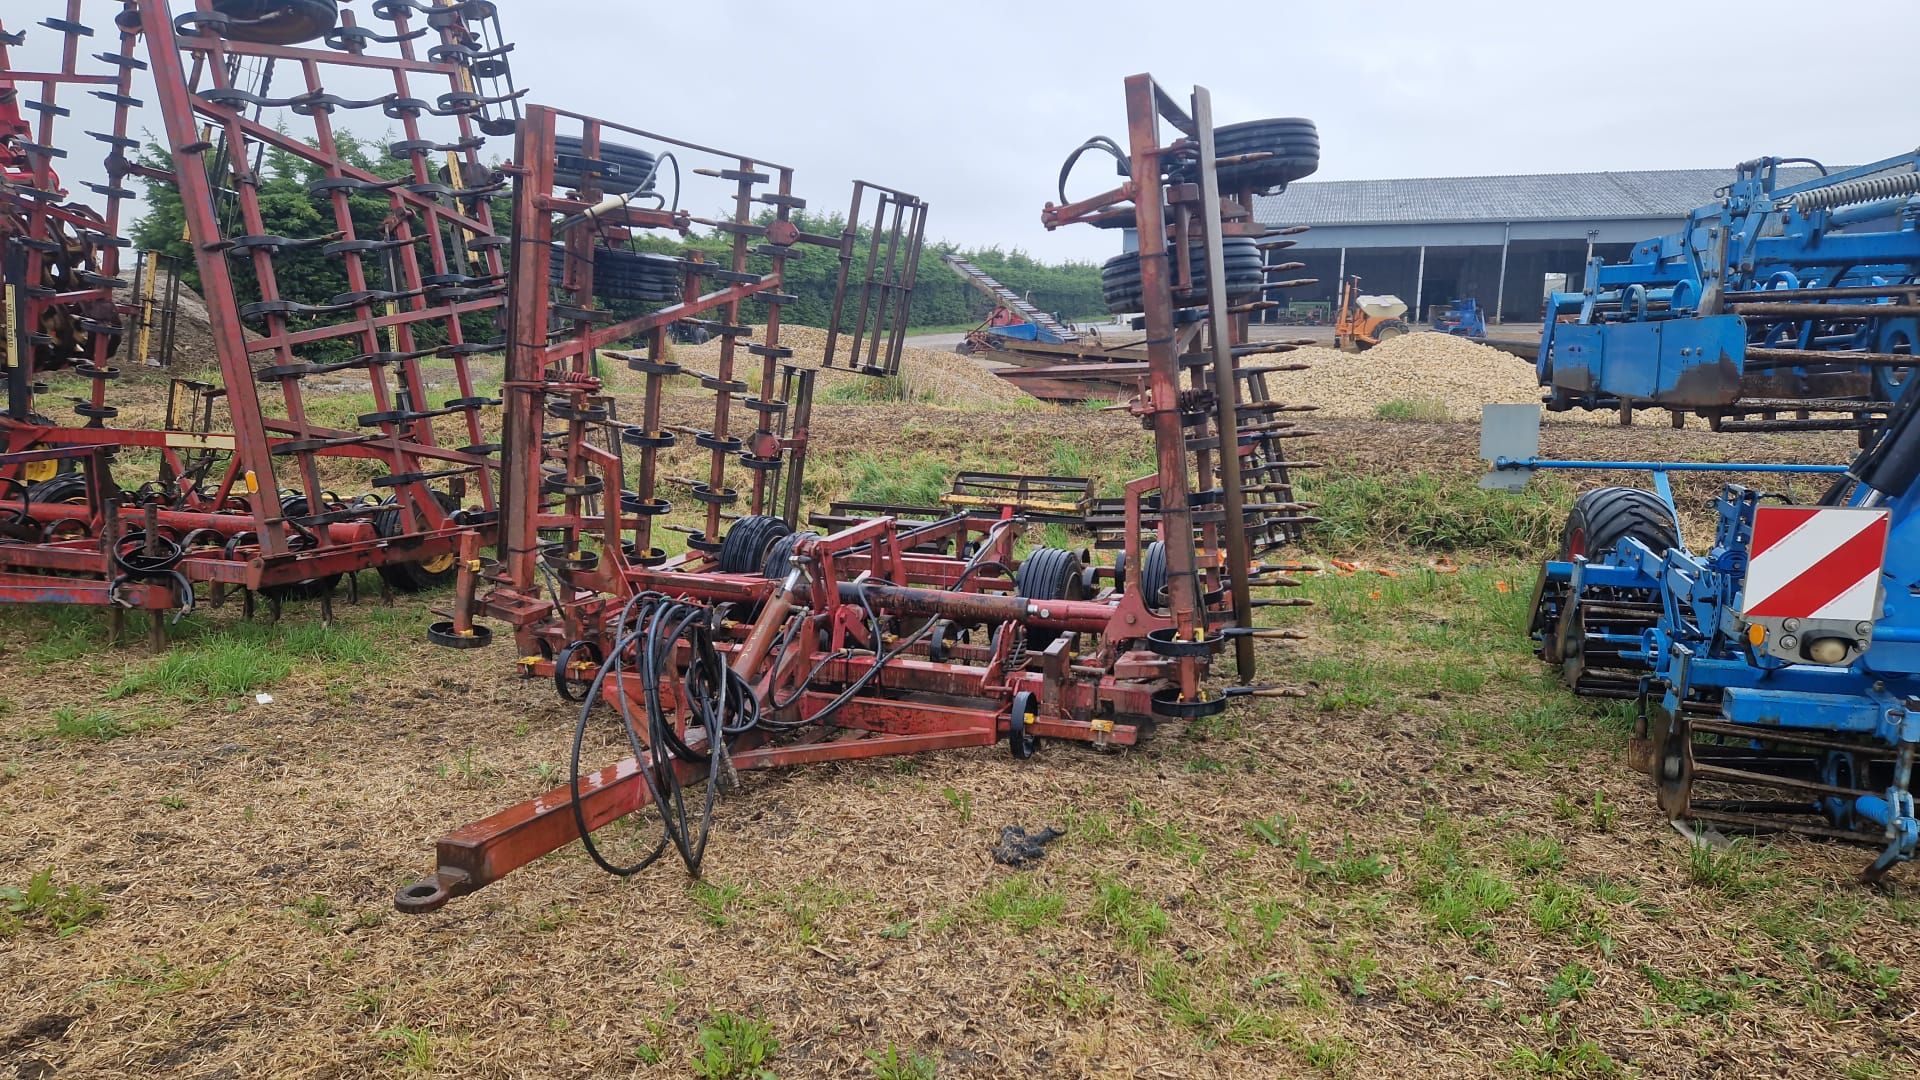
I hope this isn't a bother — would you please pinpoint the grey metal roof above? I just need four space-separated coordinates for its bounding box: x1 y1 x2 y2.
1253 166 1827 227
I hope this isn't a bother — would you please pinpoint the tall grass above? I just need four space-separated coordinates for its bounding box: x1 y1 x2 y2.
1301 471 1571 555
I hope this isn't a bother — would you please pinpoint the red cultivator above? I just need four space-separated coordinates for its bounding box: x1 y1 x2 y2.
2 1 517 641
397 75 1322 912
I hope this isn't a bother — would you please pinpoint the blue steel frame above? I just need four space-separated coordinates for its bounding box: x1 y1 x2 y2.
1506 455 1920 874
1537 151 1920 411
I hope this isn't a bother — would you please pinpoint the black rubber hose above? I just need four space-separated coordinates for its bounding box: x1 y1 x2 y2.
1057 135 1130 206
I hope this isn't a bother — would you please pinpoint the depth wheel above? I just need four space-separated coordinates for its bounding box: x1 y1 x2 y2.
1562 486 1678 560
717 515 791 574
1016 547 1087 650
376 492 463 592
1008 690 1040 760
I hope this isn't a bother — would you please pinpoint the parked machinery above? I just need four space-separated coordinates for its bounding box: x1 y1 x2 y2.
1483 393 1920 880
1 0 521 639
942 251 1080 353
394 76 1321 912
1333 274 1409 351
1538 152 1920 430
1431 297 1487 340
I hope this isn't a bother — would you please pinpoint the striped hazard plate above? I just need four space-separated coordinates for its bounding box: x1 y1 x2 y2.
1742 506 1891 620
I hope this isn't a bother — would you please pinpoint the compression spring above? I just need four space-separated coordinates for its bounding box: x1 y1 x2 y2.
1792 170 1920 213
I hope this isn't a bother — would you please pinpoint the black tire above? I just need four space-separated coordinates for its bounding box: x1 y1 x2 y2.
1016 546 1088 649
717 515 790 574
1561 487 1679 561
1008 689 1040 759
553 135 658 194
1100 238 1265 314
209 0 338 44
1168 118 1321 194
27 474 88 504
1205 117 1320 193
1139 540 1168 611
761 530 818 580
1370 319 1410 345
375 492 463 592
547 247 684 304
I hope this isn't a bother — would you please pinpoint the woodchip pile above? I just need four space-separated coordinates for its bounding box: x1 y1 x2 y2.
674 324 1027 407
1265 332 1607 423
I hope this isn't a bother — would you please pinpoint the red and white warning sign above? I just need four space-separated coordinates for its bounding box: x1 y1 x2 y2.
1742 506 1890 621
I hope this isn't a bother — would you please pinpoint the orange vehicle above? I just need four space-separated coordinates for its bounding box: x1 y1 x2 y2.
1333 274 1411 351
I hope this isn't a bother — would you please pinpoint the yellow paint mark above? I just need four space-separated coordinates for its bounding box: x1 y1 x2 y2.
163 432 237 451
136 250 158 365
3 283 19 370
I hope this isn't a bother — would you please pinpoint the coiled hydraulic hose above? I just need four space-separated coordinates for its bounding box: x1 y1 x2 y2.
568 592 758 877
565 520 1027 877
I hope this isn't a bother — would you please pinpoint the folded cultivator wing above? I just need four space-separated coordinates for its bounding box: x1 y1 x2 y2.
395 75 1321 912
2 0 517 640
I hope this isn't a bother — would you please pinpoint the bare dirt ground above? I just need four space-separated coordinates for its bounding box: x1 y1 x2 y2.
2 375 1915 1079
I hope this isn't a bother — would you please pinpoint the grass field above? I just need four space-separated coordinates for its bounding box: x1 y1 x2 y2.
1 390 1913 1079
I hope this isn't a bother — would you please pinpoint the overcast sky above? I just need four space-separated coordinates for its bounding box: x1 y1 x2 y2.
513 0 1907 263
16 0 1909 264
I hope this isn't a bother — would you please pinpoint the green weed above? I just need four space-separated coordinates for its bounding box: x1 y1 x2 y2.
1504 834 1566 875
1504 1014 1618 1076
1089 879 1169 953
977 875 1065 933
939 786 973 823
2 868 106 936
691 880 745 928
690 1012 778 1080
1545 962 1595 1006
1685 841 1780 897
1640 964 1743 1016
378 1026 435 1072
1417 867 1516 938
866 1043 938 1080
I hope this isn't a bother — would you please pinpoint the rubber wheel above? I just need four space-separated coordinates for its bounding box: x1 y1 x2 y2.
1139 540 1168 612
1016 546 1087 650
26 474 88 504
1192 117 1321 194
376 491 463 592
717 515 790 574
547 246 684 304
761 530 818 580
553 135 658 194
1370 319 1409 345
1008 690 1041 759
1561 487 1679 561
1100 237 1265 314
209 0 338 44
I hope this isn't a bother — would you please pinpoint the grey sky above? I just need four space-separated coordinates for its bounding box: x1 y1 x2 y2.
14 1 1909 265
515 0 1909 263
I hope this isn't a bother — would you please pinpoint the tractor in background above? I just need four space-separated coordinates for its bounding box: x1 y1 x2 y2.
1334 274 1409 351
